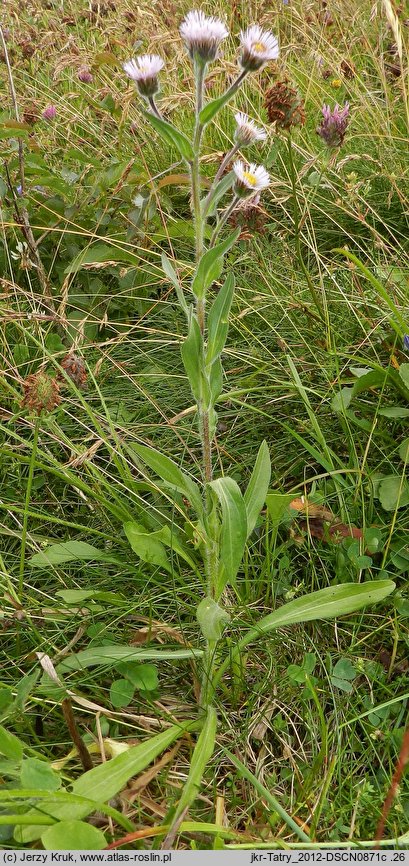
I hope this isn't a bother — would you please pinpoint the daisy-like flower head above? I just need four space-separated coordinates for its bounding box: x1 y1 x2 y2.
180 10 229 63
240 24 279 71
123 54 164 97
233 159 270 198
234 111 266 146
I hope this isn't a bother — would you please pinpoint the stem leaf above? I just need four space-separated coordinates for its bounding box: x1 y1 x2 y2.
244 441 271 537
161 252 189 317
206 274 234 366
208 477 247 596
123 521 172 572
197 597 230 640
167 707 217 830
238 581 395 650
143 111 194 162
181 311 202 402
132 443 204 519
191 229 240 299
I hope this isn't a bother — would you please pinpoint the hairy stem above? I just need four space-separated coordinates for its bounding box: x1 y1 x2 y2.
210 195 240 247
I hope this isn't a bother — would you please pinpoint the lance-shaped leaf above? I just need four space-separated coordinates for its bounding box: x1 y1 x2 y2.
208 477 247 596
209 357 223 406
244 441 271 537
213 580 395 690
14 721 200 843
181 311 202 402
161 252 189 317
238 582 394 662
207 172 234 214
204 171 234 218
143 111 194 162
206 274 234 367
132 444 204 519
57 645 203 674
191 229 240 299
166 707 217 834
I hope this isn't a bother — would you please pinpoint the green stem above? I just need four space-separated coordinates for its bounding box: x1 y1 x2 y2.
19 416 40 600
210 195 239 247
147 96 162 119
286 132 324 320
202 142 240 218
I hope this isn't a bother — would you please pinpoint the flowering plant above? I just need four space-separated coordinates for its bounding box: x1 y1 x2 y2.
123 9 393 830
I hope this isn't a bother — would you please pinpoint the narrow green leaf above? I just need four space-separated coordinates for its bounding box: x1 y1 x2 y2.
57 645 203 674
123 521 172 572
155 524 200 574
15 721 199 843
197 597 230 640
214 581 395 692
42 820 106 851
181 312 202 401
205 171 234 217
161 252 189 316
199 89 236 125
244 441 271 537
0 725 24 761
170 707 217 826
206 274 234 366
132 444 204 519
144 111 194 161
238 581 395 652
29 541 107 567
223 749 310 842
208 357 223 407
191 230 240 299
208 477 247 595
378 407 409 418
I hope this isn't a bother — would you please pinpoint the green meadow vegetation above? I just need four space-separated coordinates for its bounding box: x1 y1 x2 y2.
0 0 408 851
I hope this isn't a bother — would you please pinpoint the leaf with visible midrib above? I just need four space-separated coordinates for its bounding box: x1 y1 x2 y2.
14 721 200 843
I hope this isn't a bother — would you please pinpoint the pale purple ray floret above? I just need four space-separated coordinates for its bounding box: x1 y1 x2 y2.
316 102 350 147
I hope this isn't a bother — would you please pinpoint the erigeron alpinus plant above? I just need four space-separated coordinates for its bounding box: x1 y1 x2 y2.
123 8 394 820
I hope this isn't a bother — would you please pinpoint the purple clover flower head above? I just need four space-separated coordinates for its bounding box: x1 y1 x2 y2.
316 102 350 148
78 67 93 83
42 105 57 120
403 335 409 353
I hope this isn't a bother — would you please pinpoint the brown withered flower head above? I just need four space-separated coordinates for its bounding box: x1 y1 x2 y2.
21 372 61 415
265 79 305 130
60 353 87 389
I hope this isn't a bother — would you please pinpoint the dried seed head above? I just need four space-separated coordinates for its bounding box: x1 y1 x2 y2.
21 372 61 415
60 353 87 389
265 79 305 130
